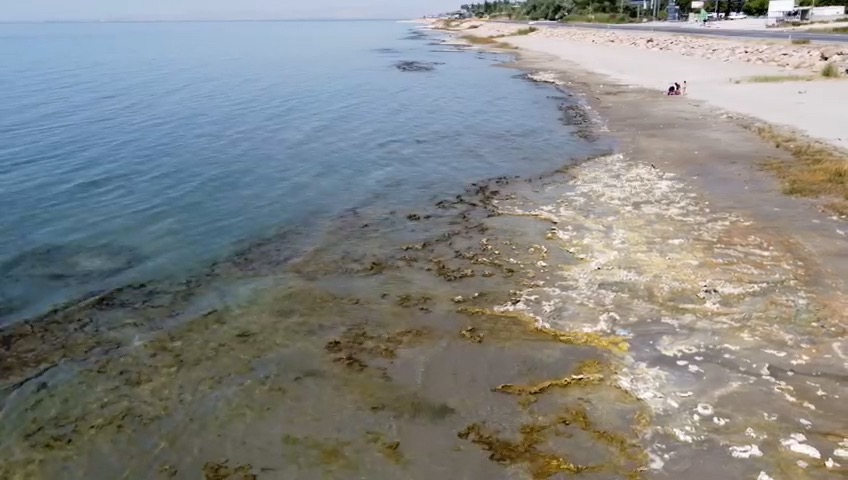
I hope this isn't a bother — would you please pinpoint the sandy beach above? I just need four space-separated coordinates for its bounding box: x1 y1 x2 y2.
446 20 848 150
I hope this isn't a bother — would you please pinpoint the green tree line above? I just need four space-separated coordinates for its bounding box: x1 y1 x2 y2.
459 0 848 20
460 0 636 20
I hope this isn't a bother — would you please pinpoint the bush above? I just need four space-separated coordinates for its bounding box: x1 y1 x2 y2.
822 62 840 77
791 38 811 44
563 13 633 23
511 26 538 35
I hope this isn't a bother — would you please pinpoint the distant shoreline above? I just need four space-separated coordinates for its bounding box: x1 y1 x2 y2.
0 18 406 25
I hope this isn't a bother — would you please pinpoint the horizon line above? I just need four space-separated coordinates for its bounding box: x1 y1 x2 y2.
0 17 420 25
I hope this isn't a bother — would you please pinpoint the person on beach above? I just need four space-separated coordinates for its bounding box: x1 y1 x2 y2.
666 81 687 96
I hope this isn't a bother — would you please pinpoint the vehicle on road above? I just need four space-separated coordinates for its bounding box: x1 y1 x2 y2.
727 12 748 19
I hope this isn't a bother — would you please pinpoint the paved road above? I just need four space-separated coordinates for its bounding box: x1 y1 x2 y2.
509 21 848 43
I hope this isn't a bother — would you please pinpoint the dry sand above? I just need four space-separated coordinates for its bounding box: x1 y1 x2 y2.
496 32 848 150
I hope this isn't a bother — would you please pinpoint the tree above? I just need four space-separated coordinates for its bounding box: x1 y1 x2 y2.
742 0 768 16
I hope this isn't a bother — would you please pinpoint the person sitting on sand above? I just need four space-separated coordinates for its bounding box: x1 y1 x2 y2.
666 81 686 96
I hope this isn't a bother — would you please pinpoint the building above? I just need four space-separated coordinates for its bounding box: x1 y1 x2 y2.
768 0 846 23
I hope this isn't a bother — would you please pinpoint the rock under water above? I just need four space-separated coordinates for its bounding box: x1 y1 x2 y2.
394 61 444 72
0 243 145 284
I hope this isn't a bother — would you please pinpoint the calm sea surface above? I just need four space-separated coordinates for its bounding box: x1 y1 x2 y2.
0 21 596 323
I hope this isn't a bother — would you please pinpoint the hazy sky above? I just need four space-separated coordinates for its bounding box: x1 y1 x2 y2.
1 0 461 22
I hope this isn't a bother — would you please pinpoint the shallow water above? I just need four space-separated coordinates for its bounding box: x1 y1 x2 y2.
0 20 598 323
0 20 624 480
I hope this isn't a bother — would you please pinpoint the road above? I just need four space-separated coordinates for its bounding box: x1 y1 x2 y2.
512 21 848 43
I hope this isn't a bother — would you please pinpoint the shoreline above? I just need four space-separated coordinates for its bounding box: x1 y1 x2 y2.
494 34 848 478
434 19 848 152
2 23 847 480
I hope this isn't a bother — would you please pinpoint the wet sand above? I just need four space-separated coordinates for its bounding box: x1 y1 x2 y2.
504 50 848 478
2 34 848 480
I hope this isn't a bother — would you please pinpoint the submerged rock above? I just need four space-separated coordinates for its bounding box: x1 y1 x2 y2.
0 243 144 283
402 31 428 41
394 61 443 72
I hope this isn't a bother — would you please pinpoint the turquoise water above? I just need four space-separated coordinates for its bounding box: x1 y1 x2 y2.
0 21 596 323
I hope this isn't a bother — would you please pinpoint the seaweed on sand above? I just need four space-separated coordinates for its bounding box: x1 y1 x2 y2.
365 431 406 465
458 422 598 479
494 373 605 396
751 124 848 215
202 461 257 480
282 435 354 471
324 324 429 374
457 307 629 354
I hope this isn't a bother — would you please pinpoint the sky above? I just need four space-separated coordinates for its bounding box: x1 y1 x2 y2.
0 0 461 22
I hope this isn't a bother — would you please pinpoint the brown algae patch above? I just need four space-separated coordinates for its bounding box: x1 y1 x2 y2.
495 374 603 395
459 326 485 343
365 431 406 465
458 422 598 479
457 306 629 354
470 353 650 478
202 461 258 480
752 124 848 216
324 324 429 370
493 360 613 396
459 403 649 479
282 435 354 472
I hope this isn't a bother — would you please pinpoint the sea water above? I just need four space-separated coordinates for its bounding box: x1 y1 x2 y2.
0 20 597 324
0 20 612 479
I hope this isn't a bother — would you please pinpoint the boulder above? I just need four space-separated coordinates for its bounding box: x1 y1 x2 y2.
820 46 844 61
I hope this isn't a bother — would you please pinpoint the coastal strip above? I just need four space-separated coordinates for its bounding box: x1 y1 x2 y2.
428 17 848 480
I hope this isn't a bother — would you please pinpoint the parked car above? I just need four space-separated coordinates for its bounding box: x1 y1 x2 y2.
728 12 748 19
